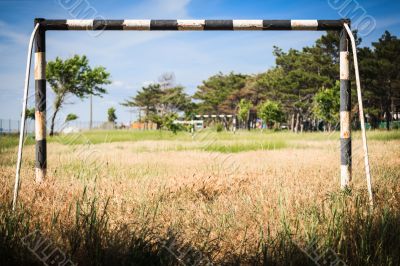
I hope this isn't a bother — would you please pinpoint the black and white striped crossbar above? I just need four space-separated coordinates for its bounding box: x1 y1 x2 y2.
36 19 349 31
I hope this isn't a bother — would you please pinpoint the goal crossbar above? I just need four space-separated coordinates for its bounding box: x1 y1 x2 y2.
38 19 347 31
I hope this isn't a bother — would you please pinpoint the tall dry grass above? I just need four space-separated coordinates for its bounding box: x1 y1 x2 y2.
0 131 399 265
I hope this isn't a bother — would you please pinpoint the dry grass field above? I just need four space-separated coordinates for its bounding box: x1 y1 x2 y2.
1 130 399 265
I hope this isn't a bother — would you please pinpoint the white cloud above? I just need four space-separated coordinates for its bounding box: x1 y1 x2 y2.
142 80 157 87
112 80 135 90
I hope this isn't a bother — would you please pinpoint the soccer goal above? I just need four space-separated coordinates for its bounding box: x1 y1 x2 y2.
13 18 373 209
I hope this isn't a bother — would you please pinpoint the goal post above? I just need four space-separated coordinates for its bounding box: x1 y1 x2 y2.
339 27 352 188
34 18 47 183
32 18 352 187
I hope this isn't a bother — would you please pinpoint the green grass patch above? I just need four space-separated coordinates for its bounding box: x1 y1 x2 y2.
50 130 190 145
1 130 399 151
0 134 35 152
49 129 342 145
203 140 287 153
366 130 400 141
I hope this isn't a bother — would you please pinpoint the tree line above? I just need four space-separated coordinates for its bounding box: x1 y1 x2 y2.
122 30 399 131
42 30 399 133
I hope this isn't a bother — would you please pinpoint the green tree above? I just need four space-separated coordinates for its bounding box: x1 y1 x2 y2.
269 31 361 131
122 77 191 129
160 86 191 115
258 100 284 129
193 72 248 114
273 46 331 130
371 31 400 130
357 31 400 129
358 46 381 128
65 113 78 123
161 113 181 133
122 84 161 129
121 84 161 123
312 82 340 131
46 55 111 135
121 83 193 128
25 108 35 120
237 99 252 129
107 107 117 123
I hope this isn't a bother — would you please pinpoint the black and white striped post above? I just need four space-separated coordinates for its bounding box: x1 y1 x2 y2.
340 26 352 188
39 19 345 31
34 18 46 183
31 18 353 188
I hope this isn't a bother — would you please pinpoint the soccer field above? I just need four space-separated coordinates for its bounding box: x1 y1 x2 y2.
1 129 399 265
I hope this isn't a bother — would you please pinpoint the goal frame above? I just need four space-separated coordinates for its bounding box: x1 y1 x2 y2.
32 18 352 187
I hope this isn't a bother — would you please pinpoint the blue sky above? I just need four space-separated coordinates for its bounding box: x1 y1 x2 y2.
0 0 399 125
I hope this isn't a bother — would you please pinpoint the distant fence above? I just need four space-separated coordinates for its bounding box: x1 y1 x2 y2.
61 121 112 131
0 119 34 134
0 119 115 134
